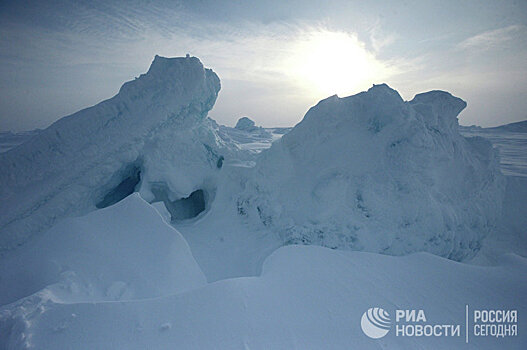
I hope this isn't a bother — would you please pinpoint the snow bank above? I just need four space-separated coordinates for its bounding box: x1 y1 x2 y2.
0 194 206 306
471 176 527 264
238 84 505 260
2 245 524 349
0 56 228 251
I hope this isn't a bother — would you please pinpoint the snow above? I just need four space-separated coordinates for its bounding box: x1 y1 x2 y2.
0 56 525 349
470 175 527 265
458 122 527 264
460 125 527 177
0 130 40 154
238 84 505 261
0 194 205 306
487 120 527 133
2 244 525 349
170 162 282 281
216 118 277 155
0 55 227 251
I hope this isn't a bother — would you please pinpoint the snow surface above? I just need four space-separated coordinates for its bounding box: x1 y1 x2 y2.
0 194 205 306
0 130 40 154
460 125 527 178
0 56 525 349
2 243 525 349
486 120 527 133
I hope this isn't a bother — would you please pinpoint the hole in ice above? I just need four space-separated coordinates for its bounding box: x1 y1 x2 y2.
96 164 141 209
217 156 224 169
167 189 206 220
151 185 208 221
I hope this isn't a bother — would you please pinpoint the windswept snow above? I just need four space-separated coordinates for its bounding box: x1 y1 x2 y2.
1 244 525 349
0 56 226 251
0 194 205 306
460 124 527 177
238 85 505 261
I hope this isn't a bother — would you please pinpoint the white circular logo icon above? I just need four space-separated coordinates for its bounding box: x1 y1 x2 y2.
361 307 391 339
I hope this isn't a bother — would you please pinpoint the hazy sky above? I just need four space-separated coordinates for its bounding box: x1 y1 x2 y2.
1 0 526 131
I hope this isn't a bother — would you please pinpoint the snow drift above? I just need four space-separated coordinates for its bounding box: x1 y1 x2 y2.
0 194 205 306
238 84 505 260
2 244 525 349
0 56 228 251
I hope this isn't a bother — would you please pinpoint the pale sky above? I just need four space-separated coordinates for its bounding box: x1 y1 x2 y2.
1 0 526 131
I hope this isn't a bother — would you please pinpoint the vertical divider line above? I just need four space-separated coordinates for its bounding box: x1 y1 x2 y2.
466 304 469 343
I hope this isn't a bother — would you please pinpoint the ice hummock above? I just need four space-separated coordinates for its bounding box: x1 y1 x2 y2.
0 55 228 251
0 62 506 263
237 84 505 261
0 58 525 349
235 116 258 131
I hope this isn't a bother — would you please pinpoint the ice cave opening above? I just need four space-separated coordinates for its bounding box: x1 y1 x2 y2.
96 164 142 209
167 189 207 221
151 185 208 221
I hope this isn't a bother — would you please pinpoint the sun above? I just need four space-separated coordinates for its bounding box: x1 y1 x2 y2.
288 30 390 98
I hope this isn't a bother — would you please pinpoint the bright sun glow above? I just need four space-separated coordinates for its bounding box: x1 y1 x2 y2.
288 30 392 98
